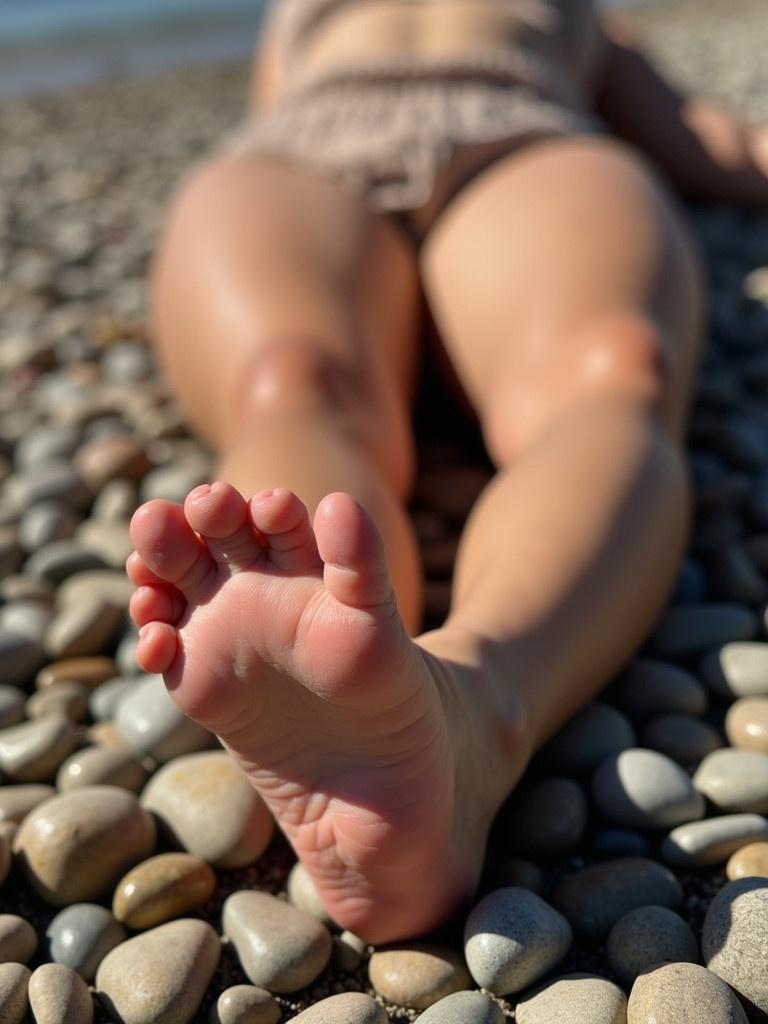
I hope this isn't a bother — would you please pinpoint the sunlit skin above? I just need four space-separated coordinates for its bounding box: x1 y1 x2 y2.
128 2 768 941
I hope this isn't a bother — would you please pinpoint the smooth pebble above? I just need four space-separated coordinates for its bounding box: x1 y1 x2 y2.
700 642 768 698
609 659 708 718
606 905 700 985
43 594 123 659
640 714 722 765
726 841 768 879
650 604 758 658
56 744 148 792
0 686 25 729
0 783 55 823
591 748 705 829
113 852 216 929
543 702 635 774
0 914 38 963
211 985 281 1024
26 681 89 722
368 945 471 1010
463 886 572 995
505 777 586 858
0 715 79 782
287 861 334 924
36 656 116 691
661 813 768 866
693 748 768 812
116 674 212 762
415 990 504 1023
725 697 768 753
627 962 748 1023
515 973 627 1024
28 963 93 1024
46 903 126 981
289 993 386 1023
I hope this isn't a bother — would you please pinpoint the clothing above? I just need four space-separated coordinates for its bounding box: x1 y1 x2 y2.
226 0 607 218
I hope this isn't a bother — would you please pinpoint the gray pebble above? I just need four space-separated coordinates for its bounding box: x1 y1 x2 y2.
0 576 55 604
56 745 148 793
591 748 705 829
25 541 107 585
650 603 758 657
75 519 133 569
14 424 81 468
18 502 81 553
543 702 636 774
627 962 748 1023
606 905 700 985
0 686 25 729
661 813 768 866
552 858 683 937
115 632 141 675
88 676 135 720
46 903 126 982
0 914 38 964
591 828 649 859
505 778 586 858
223 890 332 993
333 932 366 973
28 962 93 1023
415 990 505 1023
139 458 212 504
56 569 135 611
703 877 768 1014
0 715 79 782
0 599 54 642
0 962 31 1024
91 479 138 523
0 630 46 686
640 714 722 765
115 674 212 762
0 783 55 823
708 544 768 604
693 748 768 812
700 641 768 698
287 861 334 924
608 659 708 719
463 886 572 995
5 460 91 511
43 593 123 659
516 973 627 1024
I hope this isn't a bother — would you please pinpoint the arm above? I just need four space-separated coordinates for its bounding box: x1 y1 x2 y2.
594 14 768 207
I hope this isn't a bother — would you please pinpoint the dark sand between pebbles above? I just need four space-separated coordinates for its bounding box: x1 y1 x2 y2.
1 1 768 1021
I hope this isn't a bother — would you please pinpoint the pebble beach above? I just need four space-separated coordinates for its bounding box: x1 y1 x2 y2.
2 1 768 1021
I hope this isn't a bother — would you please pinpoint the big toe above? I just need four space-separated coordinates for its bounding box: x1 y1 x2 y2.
130 499 214 595
184 481 263 571
314 492 394 611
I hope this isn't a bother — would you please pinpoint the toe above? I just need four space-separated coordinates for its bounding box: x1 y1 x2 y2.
249 488 322 573
136 621 179 675
130 500 214 596
314 492 395 612
185 482 263 572
130 584 185 628
126 551 168 588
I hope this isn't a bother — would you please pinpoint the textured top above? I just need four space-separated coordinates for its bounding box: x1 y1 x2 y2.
267 0 604 106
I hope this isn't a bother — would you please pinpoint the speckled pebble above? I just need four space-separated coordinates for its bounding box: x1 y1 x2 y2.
543 702 635 774
368 945 471 1010
46 903 126 982
650 603 758 657
703 877 768 1014
463 887 572 995
56 744 148 792
693 748 768 812
627 962 748 1023
96 918 220 1024
726 697 768 753
606 905 700 985
0 962 31 1024
661 813 768 866
211 985 281 1024
113 852 216 929
700 641 768 698
415 990 505 1023
515 973 627 1024
289 994 387 1023
141 751 273 868
14 785 156 905
0 714 79 782
552 858 683 936
115 674 212 762
28 962 93 1024
0 915 38 963
223 890 332 993
287 861 334 924
591 748 705 829
726 841 768 879
640 714 722 765
609 659 708 718
505 777 587 858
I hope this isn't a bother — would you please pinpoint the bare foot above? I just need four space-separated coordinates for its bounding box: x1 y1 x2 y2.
127 482 527 942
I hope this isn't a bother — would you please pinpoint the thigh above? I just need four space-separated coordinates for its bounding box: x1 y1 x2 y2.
153 154 422 451
418 135 705 447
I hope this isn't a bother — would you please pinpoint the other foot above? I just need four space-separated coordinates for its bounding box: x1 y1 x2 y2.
128 482 526 941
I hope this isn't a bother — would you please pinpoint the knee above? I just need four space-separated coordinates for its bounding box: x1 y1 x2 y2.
241 339 359 415
484 311 673 466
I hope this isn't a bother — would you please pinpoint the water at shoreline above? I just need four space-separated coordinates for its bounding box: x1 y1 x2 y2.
0 0 662 98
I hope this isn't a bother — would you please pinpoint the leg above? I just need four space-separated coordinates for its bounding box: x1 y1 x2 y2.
152 154 423 630
419 135 705 746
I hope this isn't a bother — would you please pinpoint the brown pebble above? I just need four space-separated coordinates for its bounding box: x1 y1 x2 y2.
726 841 768 880
26 681 89 722
726 698 768 754
36 657 116 692
212 984 281 1024
86 721 128 751
0 833 10 887
0 784 55 823
113 852 216 929
73 434 151 491
0 914 38 963
28 963 93 1024
368 944 471 1011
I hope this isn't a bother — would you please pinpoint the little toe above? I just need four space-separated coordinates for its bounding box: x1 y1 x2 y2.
314 492 395 612
249 488 322 573
126 550 167 588
185 482 263 571
130 584 185 629
130 500 214 595
136 621 179 675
